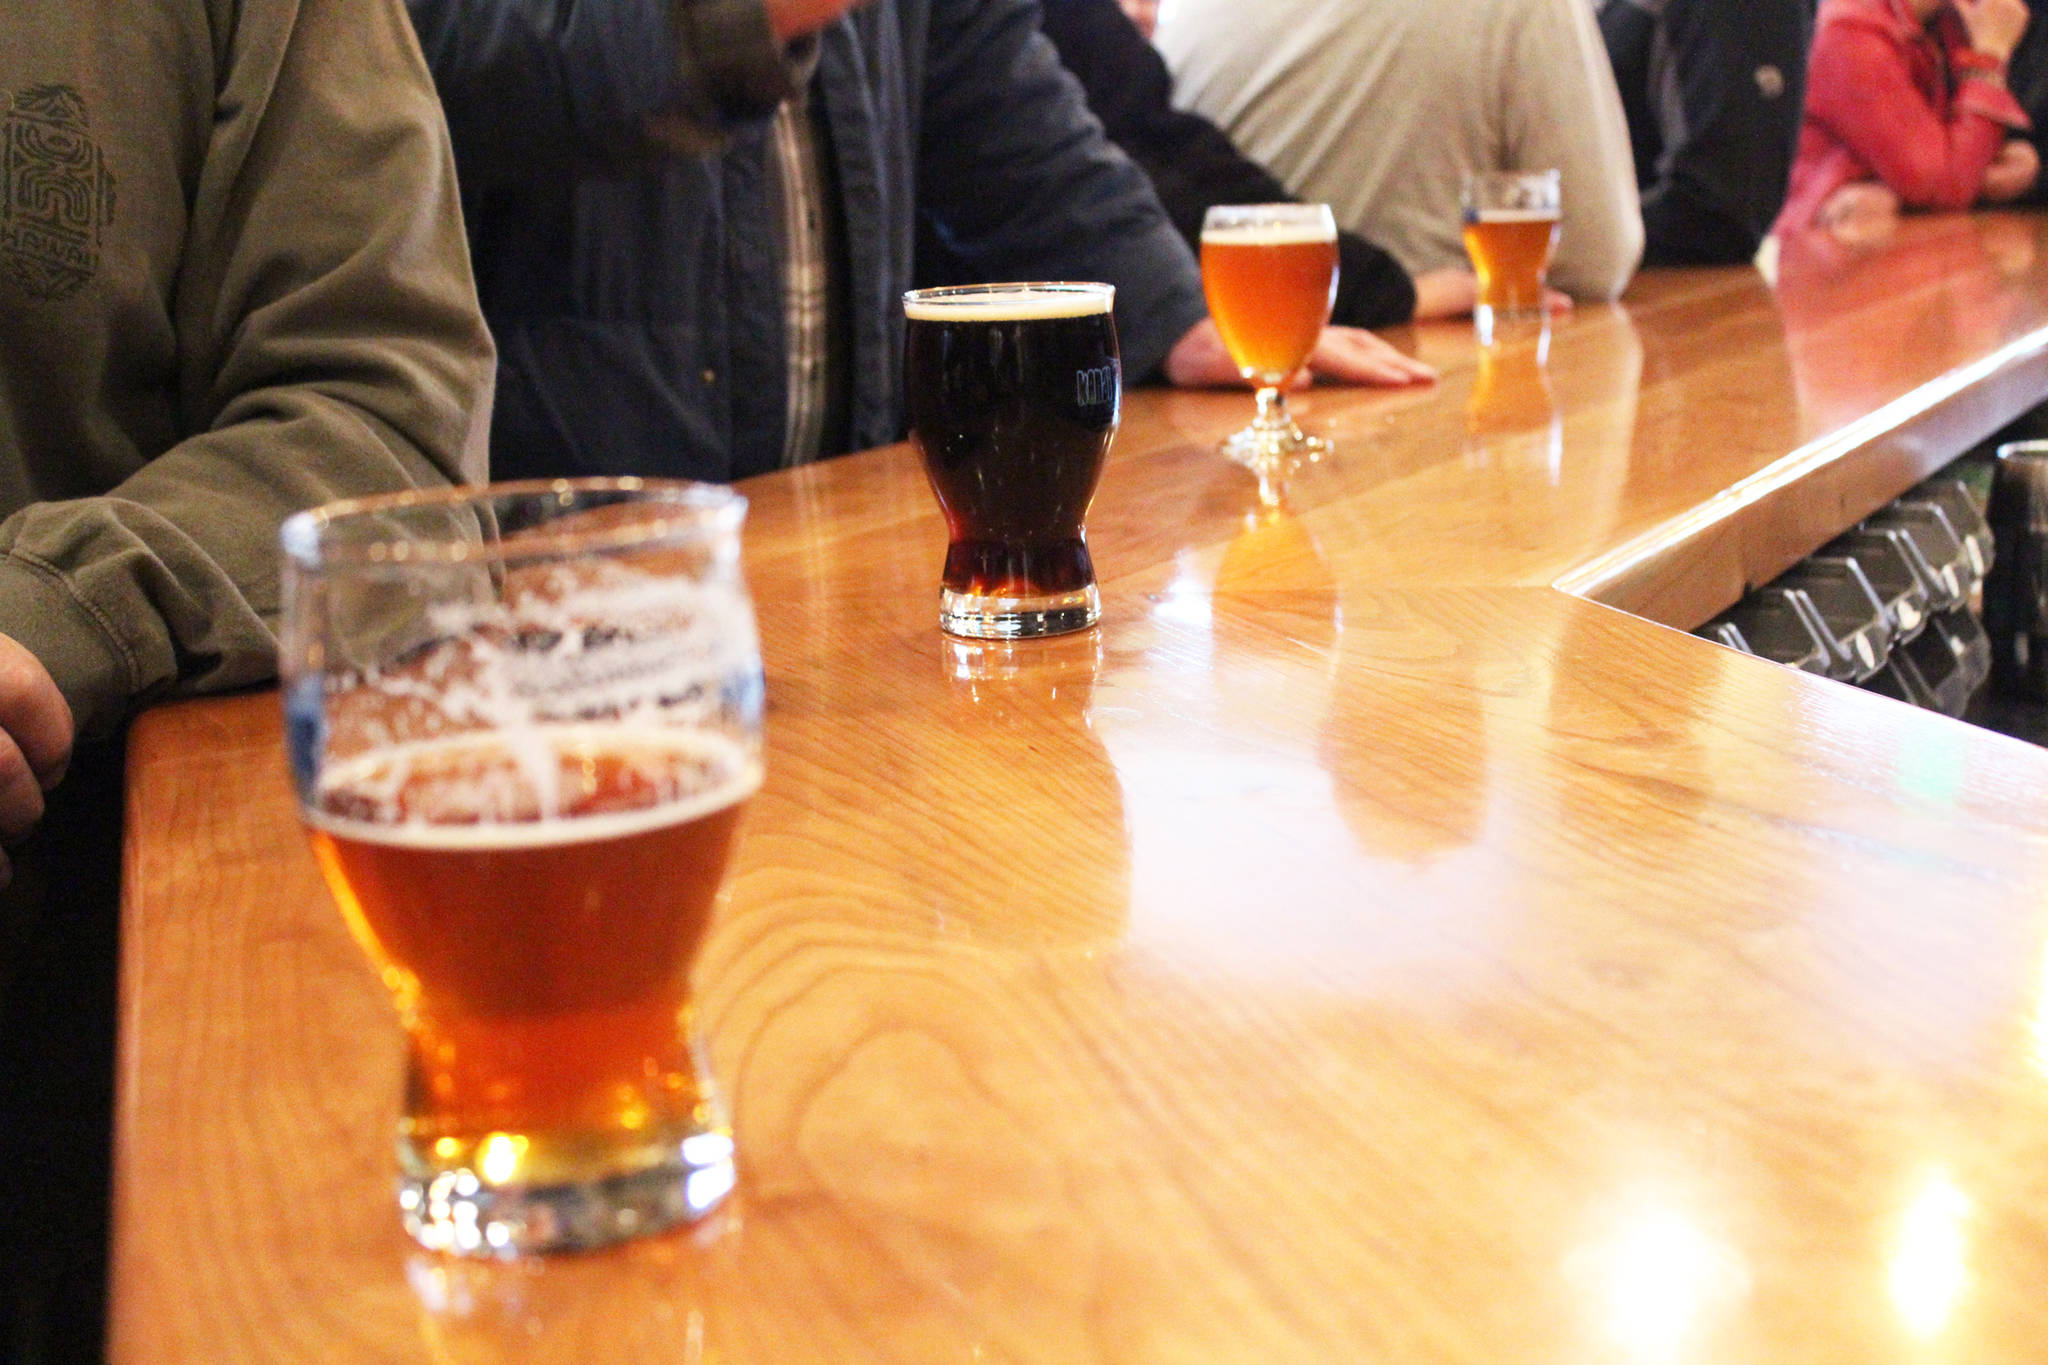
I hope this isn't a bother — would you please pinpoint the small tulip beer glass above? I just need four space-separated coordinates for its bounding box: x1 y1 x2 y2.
1461 170 1562 332
905 282 1121 639
1200 203 1341 468
280 480 764 1256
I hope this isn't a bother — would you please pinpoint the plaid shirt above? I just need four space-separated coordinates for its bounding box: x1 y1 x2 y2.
770 87 833 467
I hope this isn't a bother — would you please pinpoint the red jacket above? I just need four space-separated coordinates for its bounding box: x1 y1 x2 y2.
1774 0 2031 235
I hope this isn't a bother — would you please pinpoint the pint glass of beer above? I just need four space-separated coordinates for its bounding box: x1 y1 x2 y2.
1199 204 1341 471
279 480 764 1256
905 282 1120 639
1461 170 1562 328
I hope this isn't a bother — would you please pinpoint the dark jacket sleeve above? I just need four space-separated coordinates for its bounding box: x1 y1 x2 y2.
914 0 1209 382
405 0 801 185
2007 17 2048 205
1037 0 1415 327
1601 0 1812 266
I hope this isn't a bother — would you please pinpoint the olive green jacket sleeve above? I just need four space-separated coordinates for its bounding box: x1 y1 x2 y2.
0 0 495 739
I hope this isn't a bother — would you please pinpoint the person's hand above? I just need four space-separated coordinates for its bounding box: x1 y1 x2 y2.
0 634 72 891
1164 318 1436 388
1410 268 1479 321
1814 180 1902 245
764 0 869 41
1117 0 1160 39
1409 267 1572 321
647 0 875 150
1302 325 1438 385
1954 0 2030 64
1982 137 2041 202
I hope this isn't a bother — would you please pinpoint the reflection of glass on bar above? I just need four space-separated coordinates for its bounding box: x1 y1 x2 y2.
280 480 764 1257
1461 170 1561 324
904 283 1119 640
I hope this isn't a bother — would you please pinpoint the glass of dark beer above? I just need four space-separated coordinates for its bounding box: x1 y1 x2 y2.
904 282 1120 638
279 480 764 1257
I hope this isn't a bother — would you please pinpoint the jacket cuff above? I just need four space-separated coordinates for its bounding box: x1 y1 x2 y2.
1127 286 1213 387
1332 233 1418 329
670 0 813 125
0 555 135 741
1956 76 2033 132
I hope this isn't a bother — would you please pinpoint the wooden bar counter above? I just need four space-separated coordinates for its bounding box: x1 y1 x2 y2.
112 215 2048 1363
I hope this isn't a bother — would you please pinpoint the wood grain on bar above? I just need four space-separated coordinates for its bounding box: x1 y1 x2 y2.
112 215 2048 1363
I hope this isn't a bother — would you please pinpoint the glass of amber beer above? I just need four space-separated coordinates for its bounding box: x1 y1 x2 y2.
1199 203 1340 469
905 282 1120 639
279 480 764 1257
1461 170 1562 330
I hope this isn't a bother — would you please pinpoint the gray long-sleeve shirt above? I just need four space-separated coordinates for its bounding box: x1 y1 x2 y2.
1157 0 1646 300
0 0 496 738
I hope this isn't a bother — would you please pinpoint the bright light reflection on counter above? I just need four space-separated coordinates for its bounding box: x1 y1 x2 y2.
1889 1169 1971 1340
1150 552 1214 632
1897 725 1965 808
1565 1197 1750 1364
2032 939 2048 1080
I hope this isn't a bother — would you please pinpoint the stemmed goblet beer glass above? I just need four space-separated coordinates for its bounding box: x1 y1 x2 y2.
280 480 764 1257
1199 203 1341 471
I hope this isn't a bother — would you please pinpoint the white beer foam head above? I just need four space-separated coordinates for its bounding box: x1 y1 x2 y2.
904 285 1113 321
308 726 763 847
1199 220 1337 246
1467 208 1561 223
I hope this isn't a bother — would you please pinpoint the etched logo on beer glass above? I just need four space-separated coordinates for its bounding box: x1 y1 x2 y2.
279 480 763 1257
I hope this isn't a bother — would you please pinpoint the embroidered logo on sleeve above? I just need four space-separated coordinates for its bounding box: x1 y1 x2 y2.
0 85 116 301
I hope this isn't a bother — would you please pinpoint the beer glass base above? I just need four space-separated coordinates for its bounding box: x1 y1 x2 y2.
1218 423 1330 468
939 583 1101 639
398 1128 736 1258
1220 385 1330 483
1473 303 1546 343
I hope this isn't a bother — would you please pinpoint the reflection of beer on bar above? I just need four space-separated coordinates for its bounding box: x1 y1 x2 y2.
1465 322 1557 448
905 284 1118 637
1199 219 1339 383
1461 210 1560 317
305 725 760 1244
934 633 1132 946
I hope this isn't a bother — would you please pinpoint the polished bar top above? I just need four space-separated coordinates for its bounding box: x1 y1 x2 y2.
114 215 2048 1363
